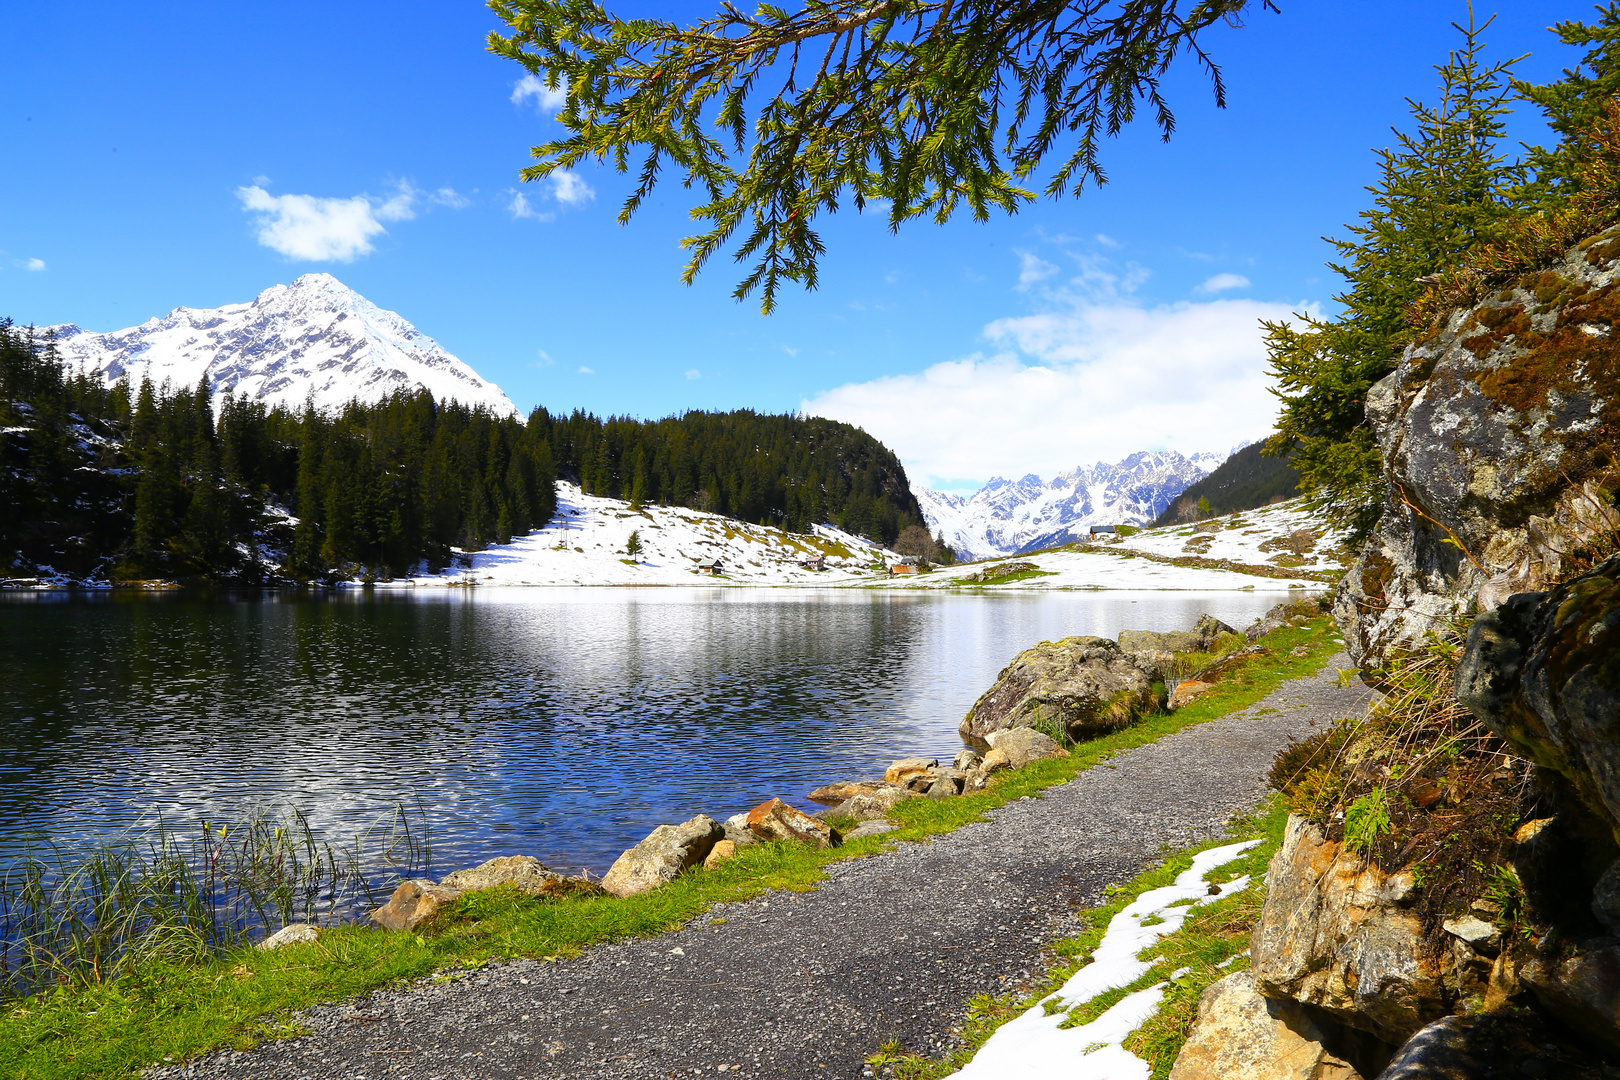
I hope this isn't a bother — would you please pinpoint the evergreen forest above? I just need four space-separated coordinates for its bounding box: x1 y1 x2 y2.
0 324 923 583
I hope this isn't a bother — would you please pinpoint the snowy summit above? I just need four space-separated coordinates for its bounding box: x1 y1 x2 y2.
916 450 1224 560
44 273 517 417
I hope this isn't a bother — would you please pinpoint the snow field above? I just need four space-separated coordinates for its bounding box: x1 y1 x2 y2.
400 482 895 587
949 840 1261 1079
1114 499 1349 571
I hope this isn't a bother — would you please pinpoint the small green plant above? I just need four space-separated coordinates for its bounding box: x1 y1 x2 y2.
1343 787 1391 855
625 530 642 558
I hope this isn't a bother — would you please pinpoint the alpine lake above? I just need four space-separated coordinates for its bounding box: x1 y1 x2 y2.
1 587 1309 878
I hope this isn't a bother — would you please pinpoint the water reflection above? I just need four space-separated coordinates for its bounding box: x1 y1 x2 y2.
0 588 1308 875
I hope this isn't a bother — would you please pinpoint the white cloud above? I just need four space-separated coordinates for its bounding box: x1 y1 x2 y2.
1095 233 1120 248
512 73 566 114
1016 250 1059 288
25 258 46 272
803 294 1311 485
507 191 553 222
686 369 702 380
236 186 388 261
507 172 593 220
1196 272 1251 294
373 181 419 223
235 180 465 260
548 171 594 205
578 365 594 375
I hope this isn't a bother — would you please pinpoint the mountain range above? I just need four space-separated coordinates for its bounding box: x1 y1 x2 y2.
915 450 1225 560
44 273 517 416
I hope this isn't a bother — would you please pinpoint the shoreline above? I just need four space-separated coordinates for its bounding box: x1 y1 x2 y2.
148 631 1367 1080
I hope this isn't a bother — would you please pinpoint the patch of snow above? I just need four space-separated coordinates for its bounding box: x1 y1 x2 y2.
949 840 1259 1079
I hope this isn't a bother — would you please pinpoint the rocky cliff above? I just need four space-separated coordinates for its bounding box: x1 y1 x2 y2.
1171 228 1620 1077
1336 226 1620 673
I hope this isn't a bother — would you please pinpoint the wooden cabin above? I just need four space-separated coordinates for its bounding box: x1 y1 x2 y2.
888 561 921 576
695 559 725 576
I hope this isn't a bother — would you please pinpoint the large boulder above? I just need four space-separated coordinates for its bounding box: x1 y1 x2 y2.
745 797 842 848
600 815 724 898
440 855 602 898
1334 228 1620 672
1519 943 1620 1056
1169 970 1363 1080
1251 816 1451 1046
370 878 464 931
1455 555 1620 840
1120 616 1239 679
959 636 1155 747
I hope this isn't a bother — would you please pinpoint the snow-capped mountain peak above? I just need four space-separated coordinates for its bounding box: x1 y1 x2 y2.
44 273 518 417
915 450 1223 560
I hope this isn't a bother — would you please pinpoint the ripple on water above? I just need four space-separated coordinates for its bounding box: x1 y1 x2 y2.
0 587 1303 875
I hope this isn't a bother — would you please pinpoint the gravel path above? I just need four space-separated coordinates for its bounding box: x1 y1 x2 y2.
173 655 1376 1080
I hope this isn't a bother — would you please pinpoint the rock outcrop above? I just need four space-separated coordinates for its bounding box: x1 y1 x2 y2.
1456 555 1620 839
601 815 724 898
1250 817 1451 1046
1336 229 1620 671
1168 971 1363 1080
959 636 1155 747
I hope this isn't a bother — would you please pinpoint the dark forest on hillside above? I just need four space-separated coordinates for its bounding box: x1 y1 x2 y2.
0 321 922 582
1152 441 1301 526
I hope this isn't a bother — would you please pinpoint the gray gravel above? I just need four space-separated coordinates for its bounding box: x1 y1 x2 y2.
167 655 1375 1080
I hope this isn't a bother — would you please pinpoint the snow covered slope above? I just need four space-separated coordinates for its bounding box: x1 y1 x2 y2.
879 497 1348 592
399 482 895 587
45 274 517 416
916 451 1223 560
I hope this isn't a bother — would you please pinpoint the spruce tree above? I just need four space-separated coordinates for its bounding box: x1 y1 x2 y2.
1514 4 1620 207
1265 13 1521 539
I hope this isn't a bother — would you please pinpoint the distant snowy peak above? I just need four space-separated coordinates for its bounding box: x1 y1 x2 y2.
46 273 518 417
915 450 1223 560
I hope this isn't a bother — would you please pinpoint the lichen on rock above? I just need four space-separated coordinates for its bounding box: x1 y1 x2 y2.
1336 230 1620 673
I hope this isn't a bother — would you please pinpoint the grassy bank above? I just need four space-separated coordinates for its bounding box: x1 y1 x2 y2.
0 616 1344 1080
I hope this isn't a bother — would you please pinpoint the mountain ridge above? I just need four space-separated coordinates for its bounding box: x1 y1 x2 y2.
916 450 1224 560
43 273 518 417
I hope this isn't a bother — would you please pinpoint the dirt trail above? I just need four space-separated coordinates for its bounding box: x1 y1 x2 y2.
172 657 1376 1080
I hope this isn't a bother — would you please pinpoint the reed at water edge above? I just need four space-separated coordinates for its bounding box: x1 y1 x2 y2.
0 803 429 999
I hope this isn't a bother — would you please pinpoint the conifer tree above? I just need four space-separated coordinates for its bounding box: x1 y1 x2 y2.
1514 3 1620 207
1264 13 1522 539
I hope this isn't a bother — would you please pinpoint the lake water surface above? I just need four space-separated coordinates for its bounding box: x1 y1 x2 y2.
1 588 1307 876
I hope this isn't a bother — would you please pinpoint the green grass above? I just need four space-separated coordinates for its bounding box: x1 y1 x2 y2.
0 619 1342 1080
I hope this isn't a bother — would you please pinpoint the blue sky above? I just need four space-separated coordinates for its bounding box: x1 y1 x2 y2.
1 1 1596 490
